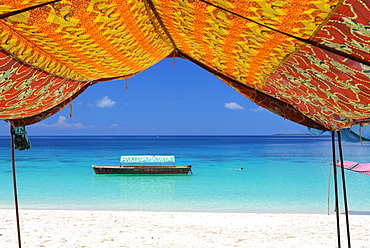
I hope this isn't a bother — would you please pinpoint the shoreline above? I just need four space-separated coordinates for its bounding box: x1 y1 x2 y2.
0 206 340 215
1 209 369 247
0 206 333 214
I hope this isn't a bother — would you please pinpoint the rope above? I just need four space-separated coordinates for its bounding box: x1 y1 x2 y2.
10 125 22 248
69 103 73 119
126 79 129 93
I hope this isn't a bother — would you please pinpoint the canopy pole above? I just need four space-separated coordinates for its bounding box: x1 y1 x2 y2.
10 125 22 248
331 131 341 248
337 131 351 248
327 162 332 215
0 0 61 19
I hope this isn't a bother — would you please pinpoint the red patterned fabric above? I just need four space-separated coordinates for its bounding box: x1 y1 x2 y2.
0 48 90 126
261 0 370 130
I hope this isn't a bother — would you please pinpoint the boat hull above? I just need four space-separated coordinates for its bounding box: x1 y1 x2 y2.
92 165 191 175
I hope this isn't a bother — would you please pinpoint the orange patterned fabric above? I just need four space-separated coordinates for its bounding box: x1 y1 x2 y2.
1 0 370 130
157 0 337 89
0 0 172 80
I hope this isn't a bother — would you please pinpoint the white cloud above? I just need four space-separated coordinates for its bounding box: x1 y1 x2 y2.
169 126 181 132
102 124 136 130
250 106 267 113
0 122 10 128
191 126 203 132
224 102 244 110
274 129 305 135
165 102 178 106
37 115 70 128
32 115 96 129
55 115 69 127
96 96 116 108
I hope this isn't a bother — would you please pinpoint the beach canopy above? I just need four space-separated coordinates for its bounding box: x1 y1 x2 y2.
1 0 370 131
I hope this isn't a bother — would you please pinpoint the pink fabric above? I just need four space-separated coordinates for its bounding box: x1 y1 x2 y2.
336 161 370 175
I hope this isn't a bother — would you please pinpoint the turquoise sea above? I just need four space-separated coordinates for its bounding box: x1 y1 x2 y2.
0 135 369 214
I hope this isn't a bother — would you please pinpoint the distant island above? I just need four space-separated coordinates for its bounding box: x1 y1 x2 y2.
272 133 321 136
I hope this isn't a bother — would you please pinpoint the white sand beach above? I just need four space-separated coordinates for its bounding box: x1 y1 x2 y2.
0 210 369 248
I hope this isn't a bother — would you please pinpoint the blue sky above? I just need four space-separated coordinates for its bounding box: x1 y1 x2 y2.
1 58 309 135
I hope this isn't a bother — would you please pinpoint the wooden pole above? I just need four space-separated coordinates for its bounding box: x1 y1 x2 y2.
0 0 60 19
337 131 351 248
10 125 22 248
331 131 341 248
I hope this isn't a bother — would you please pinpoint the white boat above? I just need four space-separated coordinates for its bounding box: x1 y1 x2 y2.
92 155 192 174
